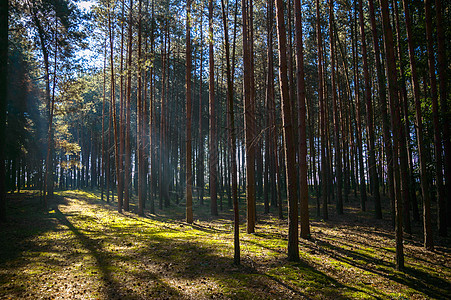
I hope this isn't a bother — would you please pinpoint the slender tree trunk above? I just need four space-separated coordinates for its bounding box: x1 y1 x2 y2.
369 0 395 224
123 0 133 212
351 6 367 212
402 0 433 249
0 0 8 222
44 19 58 208
424 0 446 237
101 40 107 202
198 10 204 206
242 0 256 233
379 0 404 270
137 0 145 216
117 0 125 208
186 0 193 224
164 28 170 207
149 0 155 214
393 0 413 231
294 0 310 238
209 0 218 216
275 0 299 262
159 31 166 210
108 4 122 213
317 0 328 220
221 0 240 264
265 0 275 215
358 0 381 218
329 0 343 215
434 0 450 228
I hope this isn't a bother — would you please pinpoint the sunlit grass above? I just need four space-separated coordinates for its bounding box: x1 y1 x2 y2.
0 189 449 299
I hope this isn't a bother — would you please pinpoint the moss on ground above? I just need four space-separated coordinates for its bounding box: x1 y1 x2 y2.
0 189 449 299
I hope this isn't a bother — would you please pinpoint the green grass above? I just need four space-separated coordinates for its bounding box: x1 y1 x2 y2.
0 189 449 299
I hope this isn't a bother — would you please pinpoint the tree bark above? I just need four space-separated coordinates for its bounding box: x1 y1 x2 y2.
329 0 343 216
186 0 193 224
401 0 433 250
275 0 299 262
221 0 240 264
198 10 204 206
379 0 404 270
424 0 446 237
358 0 381 218
108 3 122 213
368 0 395 225
294 0 310 238
0 0 7 222
124 0 133 212
137 0 145 216
242 0 256 233
352 5 367 212
393 0 414 231
209 0 218 216
317 0 328 220
434 0 450 230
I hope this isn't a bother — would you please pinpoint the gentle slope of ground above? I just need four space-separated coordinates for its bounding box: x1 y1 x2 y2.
0 190 450 299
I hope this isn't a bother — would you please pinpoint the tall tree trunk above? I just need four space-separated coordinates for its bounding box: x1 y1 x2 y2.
101 41 107 202
124 0 133 212
434 0 450 230
137 0 145 216
149 0 155 214
198 10 204 206
393 0 414 231
159 31 166 210
209 0 218 216
352 6 367 212
317 0 328 219
329 0 343 215
265 0 274 213
221 0 240 264
379 0 404 270
401 0 433 249
108 4 122 213
186 0 193 224
424 0 446 237
358 0 381 218
294 0 310 238
275 0 299 262
0 0 7 222
118 0 125 208
44 18 58 208
368 0 395 225
242 0 256 233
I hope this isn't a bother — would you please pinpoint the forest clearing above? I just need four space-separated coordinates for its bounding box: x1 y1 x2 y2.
0 190 449 299
1 0 451 298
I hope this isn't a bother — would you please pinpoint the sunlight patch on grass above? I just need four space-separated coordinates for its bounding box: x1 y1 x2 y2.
2 189 449 300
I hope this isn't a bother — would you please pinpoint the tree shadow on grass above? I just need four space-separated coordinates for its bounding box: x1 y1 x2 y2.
130 217 387 299
262 258 388 300
53 206 183 300
312 237 449 299
0 192 61 266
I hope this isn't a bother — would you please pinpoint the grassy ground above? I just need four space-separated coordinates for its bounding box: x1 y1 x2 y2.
0 189 449 299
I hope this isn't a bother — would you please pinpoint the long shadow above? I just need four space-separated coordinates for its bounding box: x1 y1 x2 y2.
0 192 60 266
45 191 450 299
53 207 182 300
263 258 387 300
129 215 386 299
313 237 449 299
53 207 123 299
313 223 450 277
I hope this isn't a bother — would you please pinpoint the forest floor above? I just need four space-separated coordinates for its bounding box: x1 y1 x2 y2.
0 189 450 300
